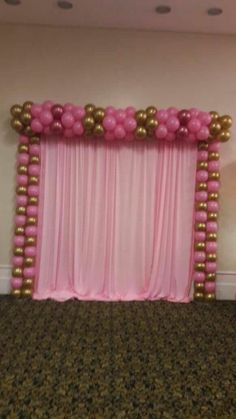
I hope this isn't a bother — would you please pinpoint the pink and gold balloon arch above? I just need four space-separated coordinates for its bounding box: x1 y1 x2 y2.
10 101 232 300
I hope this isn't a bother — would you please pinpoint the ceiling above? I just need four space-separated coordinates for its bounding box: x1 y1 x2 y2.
0 0 236 35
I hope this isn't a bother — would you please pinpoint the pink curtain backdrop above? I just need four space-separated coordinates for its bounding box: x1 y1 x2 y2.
34 136 197 302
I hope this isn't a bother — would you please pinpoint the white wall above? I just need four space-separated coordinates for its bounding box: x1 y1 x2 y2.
0 24 235 296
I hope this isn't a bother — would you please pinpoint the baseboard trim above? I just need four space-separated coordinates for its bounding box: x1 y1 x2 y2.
0 265 235 300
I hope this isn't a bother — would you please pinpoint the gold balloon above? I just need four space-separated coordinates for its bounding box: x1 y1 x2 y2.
219 130 230 142
14 247 24 256
220 115 232 129
17 165 28 175
85 104 96 114
30 136 41 144
198 142 208 150
208 192 219 200
207 233 217 241
30 156 40 164
194 282 204 292
209 122 221 136
208 152 219 161
210 111 219 121
196 202 207 211
135 110 147 126
208 212 218 221
197 161 208 170
20 112 32 125
27 217 37 226
206 272 216 281
83 116 95 130
18 144 29 153
10 104 23 118
25 237 36 246
197 182 207 191
146 106 157 117
208 172 220 180
194 292 204 301
12 267 23 277
195 262 205 271
93 108 105 122
206 253 217 262
25 257 34 266
195 222 206 231
93 124 104 137
21 288 33 298
16 206 26 215
15 226 24 235
24 278 33 286
205 292 215 301
23 101 33 111
146 117 158 130
24 126 34 137
11 288 21 297
135 126 147 139
16 186 27 195
11 118 24 133
195 242 205 250
29 176 39 185
28 197 38 205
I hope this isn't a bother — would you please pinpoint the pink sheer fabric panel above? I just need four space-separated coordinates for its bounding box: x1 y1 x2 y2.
34 136 197 302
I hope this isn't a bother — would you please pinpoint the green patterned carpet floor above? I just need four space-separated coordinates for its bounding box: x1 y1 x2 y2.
0 297 235 418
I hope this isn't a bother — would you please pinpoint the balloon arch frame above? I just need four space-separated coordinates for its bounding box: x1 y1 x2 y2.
9 101 232 301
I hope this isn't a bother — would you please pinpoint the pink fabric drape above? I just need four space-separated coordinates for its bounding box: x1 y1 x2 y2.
34 136 197 302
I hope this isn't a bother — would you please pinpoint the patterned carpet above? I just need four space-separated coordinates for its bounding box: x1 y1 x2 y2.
0 297 235 419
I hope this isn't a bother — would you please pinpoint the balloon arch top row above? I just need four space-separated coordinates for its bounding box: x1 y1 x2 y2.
10 101 232 301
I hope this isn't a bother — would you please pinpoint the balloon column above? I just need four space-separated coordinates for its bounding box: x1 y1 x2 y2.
9 102 232 299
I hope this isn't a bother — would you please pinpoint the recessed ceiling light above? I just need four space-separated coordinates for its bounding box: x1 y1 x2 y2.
4 0 21 5
156 5 171 14
207 7 223 16
57 0 73 10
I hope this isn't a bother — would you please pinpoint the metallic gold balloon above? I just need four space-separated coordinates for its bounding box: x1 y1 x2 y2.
18 144 29 153
85 104 96 114
16 186 27 195
220 115 232 129
15 226 24 235
194 292 204 301
208 212 218 221
196 202 207 211
83 116 95 130
17 165 28 175
30 156 40 164
11 288 21 297
24 278 33 286
206 253 217 262
210 111 219 121
12 267 23 277
135 126 147 139
205 292 215 301
207 233 217 241
135 110 147 126
197 161 208 170
195 223 206 231
24 126 35 137
10 104 23 118
27 217 37 226
146 106 157 117
206 272 216 281
194 282 204 292
11 118 24 133
198 142 208 150
197 182 207 191
195 242 205 250
21 288 33 298
23 101 33 111
29 176 39 185
209 122 221 136
219 130 230 142
20 112 32 125
93 124 104 137
208 192 219 200
208 152 219 161
93 108 105 122
146 117 158 130
28 197 38 205
14 247 24 256
30 136 41 144
16 206 26 215
25 237 36 246
194 262 205 271
24 257 34 266
208 172 220 180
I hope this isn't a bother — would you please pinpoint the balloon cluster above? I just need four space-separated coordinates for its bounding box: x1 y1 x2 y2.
10 101 34 137
11 134 40 297
193 141 220 301
209 112 232 142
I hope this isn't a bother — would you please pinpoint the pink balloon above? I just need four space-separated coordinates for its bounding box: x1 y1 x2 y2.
166 116 180 133
16 195 28 206
125 133 134 141
206 241 217 253
12 256 24 267
124 117 137 133
15 215 26 226
61 112 75 128
18 153 29 165
207 201 219 212
28 185 39 197
155 124 168 139
205 262 217 273
44 126 51 135
105 106 116 115
25 226 37 237
19 135 29 144
206 222 218 233
14 235 25 247
195 191 208 202
31 119 43 133
17 175 28 186
194 251 206 262
205 282 216 293
208 142 220 152
190 108 200 118
186 133 196 143
188 118 201 133
24 246 36 257
114 125 126 140
43 100 53 110
208 160 220 172
208 181 220 192
165 132 175 142
197 150 208 161
72 106 86 120
64 129 73 138
31 104 42 118
104 132 115 141
11 277 23 289
198 112 212 126
195 211 207 222
196 170 208 182
72 121 84 136
103 115 116 131
196 126 210 141
39 110 53 126
125 106 136 116
27 205 38 216
115 109 126 123
193 271 205 283
64 103 74 112
194 231 206 242
23 267 35 278
28 165 40 176
168 107 178 115
29 144 40 156
157 109 169 123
